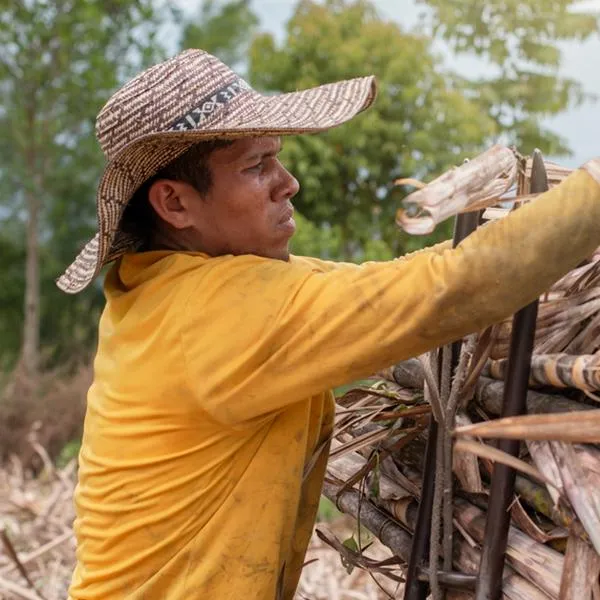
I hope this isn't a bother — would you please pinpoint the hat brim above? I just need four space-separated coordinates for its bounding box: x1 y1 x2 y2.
57 76 377 294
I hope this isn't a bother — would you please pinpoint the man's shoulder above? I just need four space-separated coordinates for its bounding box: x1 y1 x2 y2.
289 254 357 273
174 253 317 304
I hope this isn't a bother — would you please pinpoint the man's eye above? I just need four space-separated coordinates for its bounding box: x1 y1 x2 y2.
247 161 263 172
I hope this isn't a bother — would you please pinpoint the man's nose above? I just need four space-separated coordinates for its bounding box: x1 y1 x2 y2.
275 162 300 201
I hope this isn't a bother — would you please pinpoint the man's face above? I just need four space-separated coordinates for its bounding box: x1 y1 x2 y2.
184 136 300 260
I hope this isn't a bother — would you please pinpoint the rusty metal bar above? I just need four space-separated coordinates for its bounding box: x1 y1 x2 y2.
418 570 478 590
474 150 547 600
403 417 438 600
403 210 480 600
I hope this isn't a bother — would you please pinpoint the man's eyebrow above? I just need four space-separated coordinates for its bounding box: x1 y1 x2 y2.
244 142 283 162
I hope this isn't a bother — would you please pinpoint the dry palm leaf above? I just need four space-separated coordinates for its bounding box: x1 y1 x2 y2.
328 443 412 502
527 440 566 508
330 427 395 460
488 260 600 360
490 295 600 360
453 439 555 488
453 410 600 443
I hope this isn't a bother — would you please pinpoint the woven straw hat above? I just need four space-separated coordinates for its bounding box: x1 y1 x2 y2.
57 48 377 294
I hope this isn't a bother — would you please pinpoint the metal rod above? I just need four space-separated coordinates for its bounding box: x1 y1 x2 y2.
451 211 481 364
403 417 438 600
418 570 478 590
475 150 547 600
403 210 480 600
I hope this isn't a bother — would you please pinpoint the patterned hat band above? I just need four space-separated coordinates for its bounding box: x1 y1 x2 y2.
170 77 251 132
57 49 377 294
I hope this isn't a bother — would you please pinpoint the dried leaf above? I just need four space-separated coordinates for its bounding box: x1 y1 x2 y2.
510 496 567 544
559 531 600 599
453 439 556 489
454 410 600 443
551 441 600 553
527 440 564 506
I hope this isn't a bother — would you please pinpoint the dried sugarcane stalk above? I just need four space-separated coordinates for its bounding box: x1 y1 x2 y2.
550 442 600 554
396 145 518 234
324 150 600 600
328 439 414 503
476 377 589 416
321 480 415 563
323 466 555 599
452 543 551 600
558 532 600 599
327 398 600 599
453 413 484 494
488 353 600 394
392 358 588 417
455 499 564 599
392 358 425 390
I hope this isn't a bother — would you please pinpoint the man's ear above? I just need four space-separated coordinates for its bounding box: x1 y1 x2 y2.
148 180 195 230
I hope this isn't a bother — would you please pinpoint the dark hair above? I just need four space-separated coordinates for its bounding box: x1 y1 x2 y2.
120 139 233 250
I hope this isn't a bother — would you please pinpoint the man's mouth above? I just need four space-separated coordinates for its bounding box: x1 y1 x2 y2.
278 205 296 233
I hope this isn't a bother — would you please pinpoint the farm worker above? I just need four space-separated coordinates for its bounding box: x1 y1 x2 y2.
58 49 600 599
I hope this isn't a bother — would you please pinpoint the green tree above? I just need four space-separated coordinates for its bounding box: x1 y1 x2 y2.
248 0 497 260
289 212 343 259
179 0 259 71
0 0 162 373
418 0 599 155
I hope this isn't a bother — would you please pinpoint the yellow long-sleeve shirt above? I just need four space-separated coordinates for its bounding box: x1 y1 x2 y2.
70 165 600 599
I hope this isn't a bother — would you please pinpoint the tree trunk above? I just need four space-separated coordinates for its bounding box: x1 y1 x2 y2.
19 183 41 379
17 97 42 380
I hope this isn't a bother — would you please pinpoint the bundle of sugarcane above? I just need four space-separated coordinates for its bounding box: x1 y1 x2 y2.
323 148 600 600
487 252 600 363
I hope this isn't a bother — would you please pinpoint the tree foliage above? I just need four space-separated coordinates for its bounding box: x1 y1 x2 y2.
418 0 600 155
248 0 496 259
180 0 259 71
0 0 162 370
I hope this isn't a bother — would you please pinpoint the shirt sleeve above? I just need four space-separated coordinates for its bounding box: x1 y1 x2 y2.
181 168 600 426
289 239 453 273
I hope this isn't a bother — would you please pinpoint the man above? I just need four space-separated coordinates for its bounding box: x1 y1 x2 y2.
59 49 600 599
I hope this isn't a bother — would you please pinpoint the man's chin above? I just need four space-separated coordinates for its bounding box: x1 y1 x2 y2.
274 248 291 262
268 244 291 262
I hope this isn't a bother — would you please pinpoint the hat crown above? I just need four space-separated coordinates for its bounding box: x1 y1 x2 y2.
95 50 250 160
